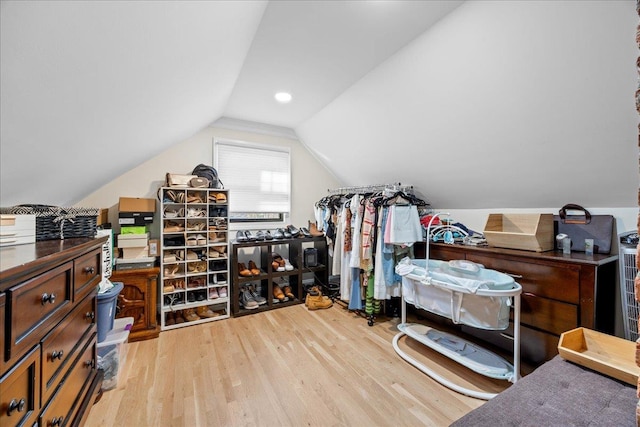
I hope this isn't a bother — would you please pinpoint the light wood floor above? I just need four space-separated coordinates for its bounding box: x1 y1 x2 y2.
85 304 514 427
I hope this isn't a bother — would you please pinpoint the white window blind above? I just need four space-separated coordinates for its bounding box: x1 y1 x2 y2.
214 139 290 220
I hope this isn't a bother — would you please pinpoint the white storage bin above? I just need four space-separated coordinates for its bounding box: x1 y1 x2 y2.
0 214 35 247
97 317 133 391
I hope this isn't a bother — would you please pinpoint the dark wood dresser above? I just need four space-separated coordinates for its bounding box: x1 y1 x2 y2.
109 268 160 342
415 242 618 366
0 237 107 427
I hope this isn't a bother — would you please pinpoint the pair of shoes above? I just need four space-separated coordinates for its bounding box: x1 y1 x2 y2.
307 295 333 310
273 228 293 239
186 234 207 246
247 285 267 305
164 221 185 232
282 285 295 300
271 253 285 271
236 230 250 242
240 286 260 309
166 310 186 325
238 261 261 277
208 192 226 203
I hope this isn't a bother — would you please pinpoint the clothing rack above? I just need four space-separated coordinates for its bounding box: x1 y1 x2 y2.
327 183 414 196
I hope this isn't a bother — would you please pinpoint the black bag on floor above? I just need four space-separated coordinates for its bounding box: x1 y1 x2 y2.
553 204 614 254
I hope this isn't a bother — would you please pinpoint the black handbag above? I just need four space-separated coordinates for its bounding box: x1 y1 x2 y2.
553 204 614 254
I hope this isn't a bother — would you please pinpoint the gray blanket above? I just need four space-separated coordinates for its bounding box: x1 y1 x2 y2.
450 355 636 427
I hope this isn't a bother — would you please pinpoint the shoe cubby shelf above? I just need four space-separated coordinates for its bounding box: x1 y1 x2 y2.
159 187 230 330
231 236 329 317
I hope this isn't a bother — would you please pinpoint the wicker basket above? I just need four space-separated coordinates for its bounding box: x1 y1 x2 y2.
0 205 99 241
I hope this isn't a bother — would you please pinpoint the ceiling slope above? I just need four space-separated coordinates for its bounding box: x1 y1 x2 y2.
0 0 266 206
296 0 637 209
224 0 464 128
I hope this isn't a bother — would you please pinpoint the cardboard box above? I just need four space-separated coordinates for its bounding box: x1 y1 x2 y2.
121 246 150 259
117 233 149 248
97 208 109 226
120 225 149 235
119 197 156 213
118 214 153 226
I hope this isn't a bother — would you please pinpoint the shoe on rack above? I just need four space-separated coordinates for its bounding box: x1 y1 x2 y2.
248 285 267 305
218 286 228 298
306 294 333 310
236 230 248 242
273 284 286 302
283 229 292 239
248 260 261 276
209 287 219 299
184 308 200 322
238 262 253 277
197 305 219 318
282 258 294 271
254 230 266 241
309 221 324 237
174 310 185 324
299 227 312 238
271 253 285 272
286 224 300 237
240 287 259 309
283 285 295 300
273 228 285 239
165 312 176 326
264 230 274 240
244 230 257 241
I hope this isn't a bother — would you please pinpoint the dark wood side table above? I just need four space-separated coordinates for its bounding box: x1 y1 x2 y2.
110 267 160 342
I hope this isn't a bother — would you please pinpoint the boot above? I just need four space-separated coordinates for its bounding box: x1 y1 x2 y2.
307 294 333 310
309 221 324 237
238 262 253 277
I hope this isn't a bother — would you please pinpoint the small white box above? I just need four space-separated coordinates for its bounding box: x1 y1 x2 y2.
0 214 35 247
97 317 133 391
117 233 149 248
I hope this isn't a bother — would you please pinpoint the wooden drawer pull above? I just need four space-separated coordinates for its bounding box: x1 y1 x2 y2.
523 292 537 298
51 350 64 361
41 292 56 305
84 359 95 369
85 311 95 320
7 398 25 416
83 266 95 274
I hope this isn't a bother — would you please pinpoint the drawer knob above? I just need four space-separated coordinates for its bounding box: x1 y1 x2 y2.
41 292 56 305
85 311 95 320
51 350 64 361
50 416 64 426
84 359 95 368
83 266 95 274
7 398 25 415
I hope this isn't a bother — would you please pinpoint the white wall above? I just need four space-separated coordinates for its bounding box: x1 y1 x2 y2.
77 125 341 237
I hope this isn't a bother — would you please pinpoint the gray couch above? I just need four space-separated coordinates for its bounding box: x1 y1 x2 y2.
450 355 636 427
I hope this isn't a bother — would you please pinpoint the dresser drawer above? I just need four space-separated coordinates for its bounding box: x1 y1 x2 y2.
41 292 96 404
0 345 40 427
7 262 73 363
73 249 101 301
40 334 96 427
465 254 580 304
520 293 578 335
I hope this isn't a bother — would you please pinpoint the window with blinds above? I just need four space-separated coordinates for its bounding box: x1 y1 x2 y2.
214 139 291 223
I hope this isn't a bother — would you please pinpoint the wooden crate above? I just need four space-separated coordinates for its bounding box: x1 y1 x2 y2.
558 327 639 386
483 213 554 252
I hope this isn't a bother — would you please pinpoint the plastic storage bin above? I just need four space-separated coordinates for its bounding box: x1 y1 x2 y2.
97 281 124 343
97 317 133 391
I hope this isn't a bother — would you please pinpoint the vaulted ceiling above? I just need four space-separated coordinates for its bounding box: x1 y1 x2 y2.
1 0 636 210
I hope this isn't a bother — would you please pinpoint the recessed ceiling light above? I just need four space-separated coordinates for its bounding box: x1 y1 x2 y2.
275 92 292 103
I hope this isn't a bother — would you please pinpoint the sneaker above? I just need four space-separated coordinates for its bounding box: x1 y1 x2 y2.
209 287 219 299
283 258 294 271
218 286 228 298
240 287 259 309
248 285 267 305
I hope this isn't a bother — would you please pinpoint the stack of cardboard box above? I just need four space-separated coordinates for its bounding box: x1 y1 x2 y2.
115 197 158 270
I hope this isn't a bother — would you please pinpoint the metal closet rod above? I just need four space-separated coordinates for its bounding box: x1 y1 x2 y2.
327 183 414 195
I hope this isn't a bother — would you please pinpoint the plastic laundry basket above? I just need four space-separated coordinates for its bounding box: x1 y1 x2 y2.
97 281 124 343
